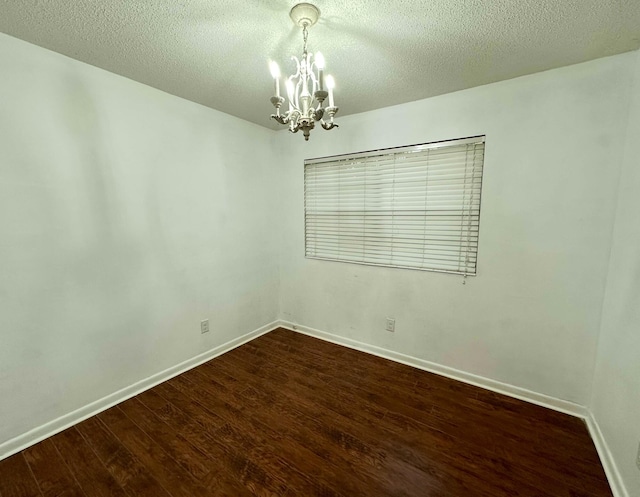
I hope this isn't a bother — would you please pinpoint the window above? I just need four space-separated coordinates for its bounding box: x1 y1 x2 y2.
304 136 485 275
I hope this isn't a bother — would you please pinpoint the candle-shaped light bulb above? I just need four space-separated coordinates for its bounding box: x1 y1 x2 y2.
269 60 281 79
269 61 281 97
315 52 325 91
326 75 335 107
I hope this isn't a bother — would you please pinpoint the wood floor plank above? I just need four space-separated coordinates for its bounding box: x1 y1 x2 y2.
155 367 351 496
117 397 212 480
0 328 614 497
22 439 85 497
0 453 42 497
97 406 211 497
150 383 289 496
174 372 374 496
163 374 292 496
74 416 172 497
51 428 127 497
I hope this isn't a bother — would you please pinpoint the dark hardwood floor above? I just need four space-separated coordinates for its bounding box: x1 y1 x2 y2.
0 328 612 497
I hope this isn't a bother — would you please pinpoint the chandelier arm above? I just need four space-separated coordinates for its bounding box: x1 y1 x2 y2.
295 78 303 110
286 82 296 111
271 114 289 125
290 56 301 79
287 57 301 111
320 120 338 131
308 64 319 95
320 104 339 129
288 110 301 130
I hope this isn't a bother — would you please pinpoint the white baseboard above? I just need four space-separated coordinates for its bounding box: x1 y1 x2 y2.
1 319 626 497
0 320 280 462
279 320 634 496
585 412 630 497
277 320 587 418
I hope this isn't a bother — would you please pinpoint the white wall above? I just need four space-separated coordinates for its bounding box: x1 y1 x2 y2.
0 33 279 446
591 48 640 496
276 53 635 406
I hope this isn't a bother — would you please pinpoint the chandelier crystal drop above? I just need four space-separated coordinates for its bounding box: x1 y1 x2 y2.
269 3 338 141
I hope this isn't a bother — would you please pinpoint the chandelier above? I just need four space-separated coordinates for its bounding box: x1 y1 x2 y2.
268 3 338 141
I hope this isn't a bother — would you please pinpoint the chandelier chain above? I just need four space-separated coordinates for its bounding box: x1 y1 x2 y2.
302 24 309 55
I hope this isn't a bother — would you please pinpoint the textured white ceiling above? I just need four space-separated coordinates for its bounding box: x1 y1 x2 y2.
1 0 639 129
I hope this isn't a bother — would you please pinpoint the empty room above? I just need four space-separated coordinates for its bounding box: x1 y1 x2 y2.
0 1 639 496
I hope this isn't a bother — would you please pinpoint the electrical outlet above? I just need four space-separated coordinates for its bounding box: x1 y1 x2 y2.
636 441 640 471
385 317 395 332
200 319 210 334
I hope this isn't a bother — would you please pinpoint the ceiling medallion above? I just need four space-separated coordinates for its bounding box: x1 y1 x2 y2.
268 3 338 141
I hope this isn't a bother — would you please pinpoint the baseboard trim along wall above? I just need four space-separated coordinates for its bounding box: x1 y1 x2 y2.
279 320 631 497
0 320 280 462
1 320 627 497
279 321 587 417
585 412 630 497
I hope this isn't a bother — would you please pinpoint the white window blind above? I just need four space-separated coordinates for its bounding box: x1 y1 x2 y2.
304 136 485 275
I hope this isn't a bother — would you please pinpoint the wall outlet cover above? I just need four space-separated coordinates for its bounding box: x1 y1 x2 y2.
201 319 210 334
385 318 395 332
